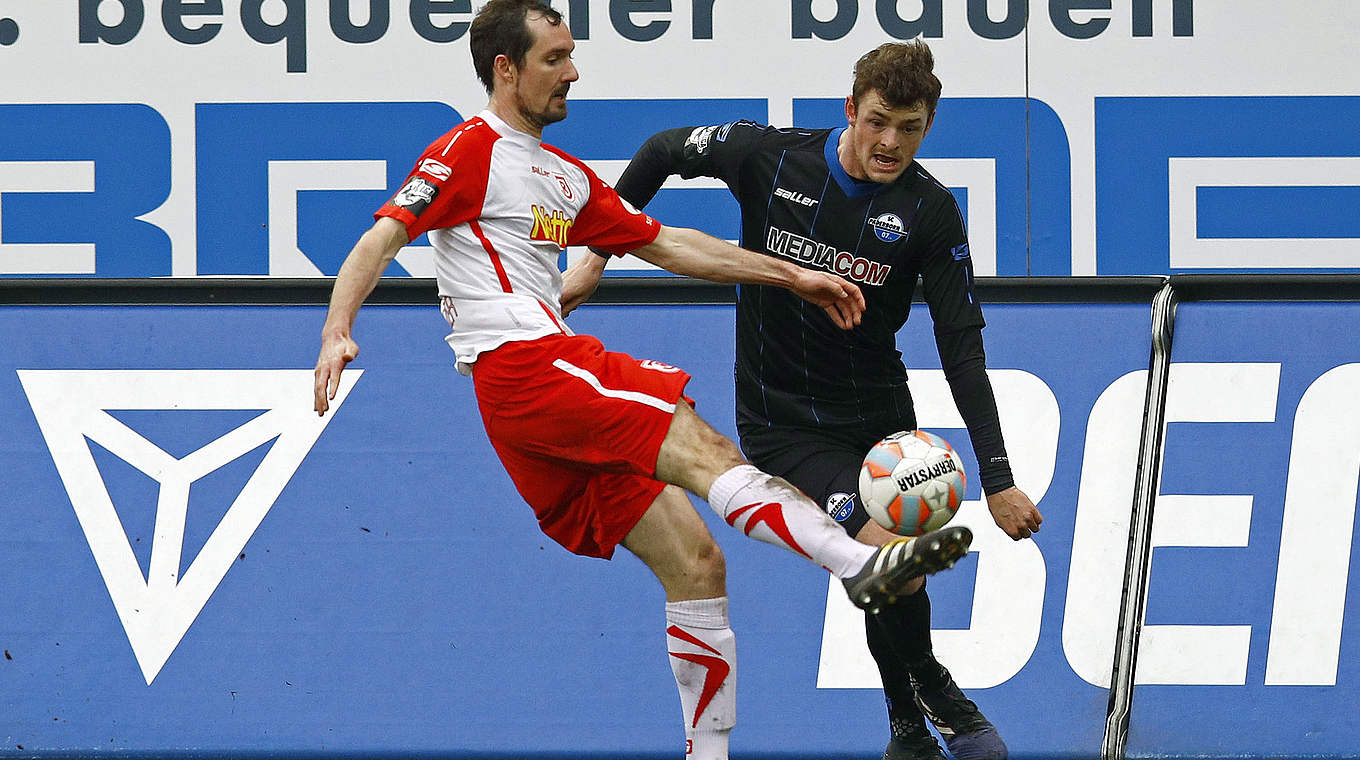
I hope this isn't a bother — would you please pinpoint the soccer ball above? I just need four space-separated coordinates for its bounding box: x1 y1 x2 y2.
858 430 966 536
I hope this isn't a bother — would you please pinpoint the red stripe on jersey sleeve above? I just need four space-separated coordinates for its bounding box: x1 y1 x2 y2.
542 143 661 254
375 118 495 240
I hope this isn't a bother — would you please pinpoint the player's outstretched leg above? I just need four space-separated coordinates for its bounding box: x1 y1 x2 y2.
660 407 969 609
911 658 1007 760
705 463 971 607
706 464 880 574
842 527 973 614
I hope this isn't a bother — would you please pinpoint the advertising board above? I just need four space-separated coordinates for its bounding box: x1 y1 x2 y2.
2 1 1357 278
6 293 1353 757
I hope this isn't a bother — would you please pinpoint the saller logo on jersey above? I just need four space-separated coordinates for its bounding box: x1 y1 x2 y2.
530 205 574 249
766 225 892 286
775 187 818 207
392 177 438 215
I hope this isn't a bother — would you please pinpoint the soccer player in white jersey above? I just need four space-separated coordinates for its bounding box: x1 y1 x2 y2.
312 1 971 757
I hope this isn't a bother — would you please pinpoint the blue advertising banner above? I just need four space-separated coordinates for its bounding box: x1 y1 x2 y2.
1124 301 1360 759
2 296 1355 758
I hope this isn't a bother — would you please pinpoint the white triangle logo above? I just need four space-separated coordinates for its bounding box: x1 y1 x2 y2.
17 369 361 685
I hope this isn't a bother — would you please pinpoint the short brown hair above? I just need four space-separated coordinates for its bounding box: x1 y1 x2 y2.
469 0 564 94
851 40 942 113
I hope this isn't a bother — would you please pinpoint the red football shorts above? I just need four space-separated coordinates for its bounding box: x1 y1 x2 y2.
471 333 693 559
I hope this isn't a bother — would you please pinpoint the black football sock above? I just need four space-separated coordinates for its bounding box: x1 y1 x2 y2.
876 580 940 675
866 605 928 738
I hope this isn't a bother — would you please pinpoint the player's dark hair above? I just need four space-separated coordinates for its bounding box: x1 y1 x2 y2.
470 0 565 94
852 40 942 113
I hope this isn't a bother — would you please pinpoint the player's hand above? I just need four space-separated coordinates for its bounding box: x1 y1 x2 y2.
791 270 865 330
986 486 1043 540
314 333 359 416
561 248 609 316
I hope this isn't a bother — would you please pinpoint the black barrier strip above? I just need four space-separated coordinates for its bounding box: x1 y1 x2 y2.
1101 281 1179 760
1171 273 1360 301
0 276 1167 306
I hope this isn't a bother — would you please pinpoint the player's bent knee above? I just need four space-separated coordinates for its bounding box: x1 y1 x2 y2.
656 403 747 493
691 535 726 582
672 535 726 598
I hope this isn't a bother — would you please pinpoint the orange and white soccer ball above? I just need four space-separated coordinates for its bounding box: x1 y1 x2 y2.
858 430 966 536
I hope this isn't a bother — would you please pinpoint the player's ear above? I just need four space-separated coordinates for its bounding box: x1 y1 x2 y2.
844 95 857 125
493 53 516 88
923 109 936 136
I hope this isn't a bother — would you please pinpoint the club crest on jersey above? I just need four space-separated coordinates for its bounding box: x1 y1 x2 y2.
952 243 971 260
529 205 574 249
825 492 856 522
554 172 575 200
868 213 907 243
533 165 575 200
391 177 438 215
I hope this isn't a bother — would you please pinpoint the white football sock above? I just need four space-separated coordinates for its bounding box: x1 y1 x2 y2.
666 597 736 760
707 464 875 578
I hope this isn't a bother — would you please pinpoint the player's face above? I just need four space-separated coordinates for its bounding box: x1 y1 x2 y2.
840 91 934 184
511 13 578 130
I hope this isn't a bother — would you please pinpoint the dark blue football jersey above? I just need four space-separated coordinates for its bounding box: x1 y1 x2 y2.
614 120 1013 493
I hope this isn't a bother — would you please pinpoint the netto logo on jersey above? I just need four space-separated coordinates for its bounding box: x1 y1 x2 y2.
766 225 892 286
868 213 906 243
530 205 574 249
775 187 818 207
825 492 856 522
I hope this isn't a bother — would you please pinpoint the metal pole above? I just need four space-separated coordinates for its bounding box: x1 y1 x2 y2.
1102 279 1177 760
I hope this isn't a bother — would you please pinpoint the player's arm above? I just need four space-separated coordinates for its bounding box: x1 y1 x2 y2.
559 128 693 315
612 126 696 208
560 250 607 316
634 225 865 330
917 203 1042 540
314 216 409 416
565 125 744 314
563 122 764 315
934 326 1041 539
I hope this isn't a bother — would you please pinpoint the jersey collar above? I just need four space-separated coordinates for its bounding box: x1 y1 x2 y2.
479 109 541 147
825 127 888 198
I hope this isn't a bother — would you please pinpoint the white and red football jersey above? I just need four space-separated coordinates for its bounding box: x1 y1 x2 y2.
377 109 660 373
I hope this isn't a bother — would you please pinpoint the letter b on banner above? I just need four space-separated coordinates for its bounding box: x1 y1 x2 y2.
0 104 170 276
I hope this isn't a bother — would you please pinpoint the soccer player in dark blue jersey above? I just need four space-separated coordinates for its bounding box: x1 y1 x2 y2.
563 40 1042 760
